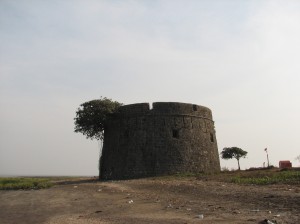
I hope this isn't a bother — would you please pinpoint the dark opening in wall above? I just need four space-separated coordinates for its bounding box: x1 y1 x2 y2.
210 133 214 142
124 130 129 138
193 104 197 111
172 129 179 139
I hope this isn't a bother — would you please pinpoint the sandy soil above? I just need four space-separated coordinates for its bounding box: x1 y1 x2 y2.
0 177 299 224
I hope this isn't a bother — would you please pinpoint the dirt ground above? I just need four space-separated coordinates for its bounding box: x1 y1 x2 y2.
0 177 299 224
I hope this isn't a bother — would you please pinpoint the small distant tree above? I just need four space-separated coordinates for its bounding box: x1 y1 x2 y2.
74 97 123 140
220 147 248 171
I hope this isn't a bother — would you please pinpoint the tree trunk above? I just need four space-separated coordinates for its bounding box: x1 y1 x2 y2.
237 159 240 170
98 139 103 180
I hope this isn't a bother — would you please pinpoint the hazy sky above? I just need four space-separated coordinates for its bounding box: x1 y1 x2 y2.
1 0 300 176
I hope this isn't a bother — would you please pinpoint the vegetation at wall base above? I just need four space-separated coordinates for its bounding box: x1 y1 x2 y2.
173 172 197 178
1 169 298 189
0 178 53 190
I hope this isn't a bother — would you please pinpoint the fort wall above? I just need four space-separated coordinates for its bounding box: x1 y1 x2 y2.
100 102 220 180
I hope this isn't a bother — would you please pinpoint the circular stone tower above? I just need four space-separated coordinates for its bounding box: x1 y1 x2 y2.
100 102 220 180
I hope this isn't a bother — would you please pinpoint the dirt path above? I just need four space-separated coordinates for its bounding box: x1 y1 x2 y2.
0 177 299 224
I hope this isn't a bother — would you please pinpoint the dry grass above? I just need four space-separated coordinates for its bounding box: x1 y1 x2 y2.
0 177 53 190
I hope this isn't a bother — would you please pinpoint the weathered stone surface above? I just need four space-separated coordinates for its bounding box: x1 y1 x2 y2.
100 102 220 180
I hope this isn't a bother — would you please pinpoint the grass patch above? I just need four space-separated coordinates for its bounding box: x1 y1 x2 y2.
194 168 300 185
0 178 53 190
231 170 300 185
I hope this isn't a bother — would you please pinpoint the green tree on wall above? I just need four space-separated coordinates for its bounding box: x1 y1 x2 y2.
74 97 123 178
74 97 123 140
220 147 248 171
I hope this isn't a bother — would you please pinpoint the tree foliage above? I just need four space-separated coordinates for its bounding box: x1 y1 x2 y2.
74 97 123 140
220 147 248 170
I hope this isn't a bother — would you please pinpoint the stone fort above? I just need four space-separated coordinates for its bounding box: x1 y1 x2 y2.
100 102 220 180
